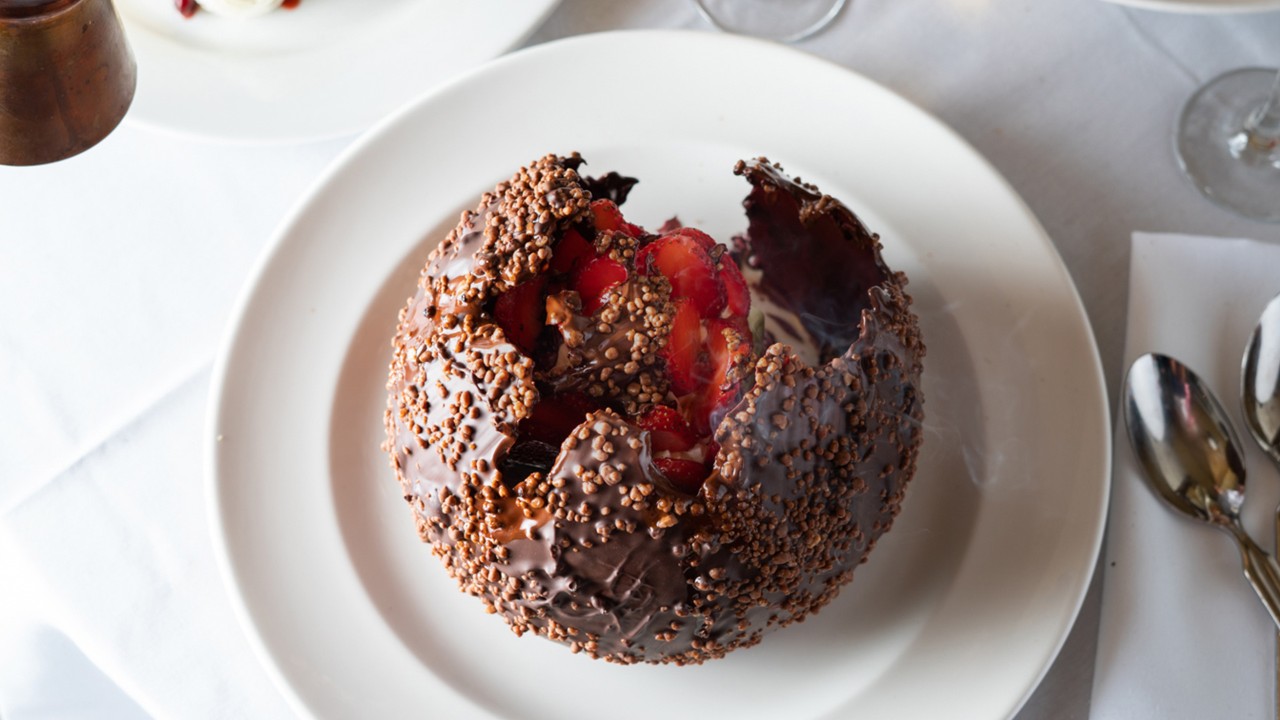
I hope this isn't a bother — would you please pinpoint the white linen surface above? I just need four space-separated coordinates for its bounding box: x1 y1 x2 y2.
3 1 1280 718
1092 233 1280 720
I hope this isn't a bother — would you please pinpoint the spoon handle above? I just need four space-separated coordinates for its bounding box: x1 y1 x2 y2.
1231 526 1280 631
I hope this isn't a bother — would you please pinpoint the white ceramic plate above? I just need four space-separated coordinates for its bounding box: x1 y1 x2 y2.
116 0 559 142
1100 0 1280 13
208 30 1111 720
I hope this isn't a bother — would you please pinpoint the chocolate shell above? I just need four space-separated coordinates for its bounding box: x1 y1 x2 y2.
384 153 924 664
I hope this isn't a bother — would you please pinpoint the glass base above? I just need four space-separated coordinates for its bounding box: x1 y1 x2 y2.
693 0 846 43
1176 68 1280 224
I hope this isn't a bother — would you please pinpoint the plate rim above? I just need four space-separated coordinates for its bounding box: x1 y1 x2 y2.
206 28 1112 720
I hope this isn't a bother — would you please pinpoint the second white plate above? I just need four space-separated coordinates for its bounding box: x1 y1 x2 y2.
117 0 559 142
208 30 1111 720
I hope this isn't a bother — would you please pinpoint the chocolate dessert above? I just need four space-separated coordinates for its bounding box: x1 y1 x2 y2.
384 153 924 664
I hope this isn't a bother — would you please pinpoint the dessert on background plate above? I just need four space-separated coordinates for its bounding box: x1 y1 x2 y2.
174 0 298 19
384 153 925 664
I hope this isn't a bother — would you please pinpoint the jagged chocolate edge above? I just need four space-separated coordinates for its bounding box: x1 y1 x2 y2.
384 154 925 665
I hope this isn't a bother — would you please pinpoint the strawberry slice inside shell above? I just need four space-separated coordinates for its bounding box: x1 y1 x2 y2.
637 234 726 319
590 199 643 237
635 405 699 452
662 298 702 395
719 256 751 316
573 257 628 315
493 276 547 354
550 228 597 275
518 391 600 447
653 457 708 494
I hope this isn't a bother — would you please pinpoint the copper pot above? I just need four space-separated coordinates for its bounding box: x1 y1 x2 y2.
0 0 136 166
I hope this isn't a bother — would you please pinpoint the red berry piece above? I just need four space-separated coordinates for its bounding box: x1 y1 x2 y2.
176 0 199 16
493 276 547 355
573 257 627 315
693 320 752 433
667 227 716 252
719 256 751 317
637 234 726 318
590 199 642 237
653 457 707 494
705 440 722 466
550 228 596 275
635 405 699 452
657 217 684 235
519 392 599 446
662 298 702 395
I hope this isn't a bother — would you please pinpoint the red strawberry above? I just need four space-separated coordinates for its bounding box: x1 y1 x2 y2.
653 457 706 494
590 199 643 237
493 276 547 354
519 392 599 446
550 228 596 275
637 234 725 318
657 217 684 234
719 256 751 316
668 227 716 251
635 405 700 451
662 298 702 395
692 320 752 434
705 440 722 466
573 257 627 315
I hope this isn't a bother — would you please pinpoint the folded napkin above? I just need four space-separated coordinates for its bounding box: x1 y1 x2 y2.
1092 232 1280 720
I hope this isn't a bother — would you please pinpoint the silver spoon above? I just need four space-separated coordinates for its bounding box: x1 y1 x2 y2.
1242 292 1280 718
1124 352 1280 629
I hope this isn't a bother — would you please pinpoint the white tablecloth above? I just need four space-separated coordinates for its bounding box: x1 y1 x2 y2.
2 1 1279 718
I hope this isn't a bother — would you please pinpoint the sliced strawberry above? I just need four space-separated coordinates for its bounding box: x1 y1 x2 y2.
590 199 643 237
573 257 627 315
653 457 706 494
635 405 700 451
719 256 750 316
636 234 725 318
550 228 596 275
493 276 547 354
519 392 599 446
691 320 752 434
662 298 702 395
705 440 721 466
667 227 716 251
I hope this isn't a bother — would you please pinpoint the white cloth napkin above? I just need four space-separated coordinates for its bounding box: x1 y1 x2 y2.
1092 232 1280 720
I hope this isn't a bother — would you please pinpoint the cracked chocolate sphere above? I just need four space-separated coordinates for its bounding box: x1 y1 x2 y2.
384 153 925 664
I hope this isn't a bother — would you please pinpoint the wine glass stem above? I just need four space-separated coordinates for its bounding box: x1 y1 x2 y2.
1246 70 1280 147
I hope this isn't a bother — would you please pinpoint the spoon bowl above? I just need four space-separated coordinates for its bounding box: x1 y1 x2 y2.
1244 292 1280 465
1125 352 1248 525
1124 352 1280 629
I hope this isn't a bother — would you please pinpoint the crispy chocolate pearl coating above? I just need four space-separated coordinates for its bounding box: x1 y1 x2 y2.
384 154 925 665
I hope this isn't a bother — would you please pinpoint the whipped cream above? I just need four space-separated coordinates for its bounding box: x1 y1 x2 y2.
196 0 283 19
